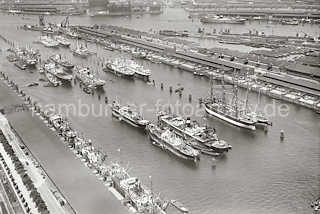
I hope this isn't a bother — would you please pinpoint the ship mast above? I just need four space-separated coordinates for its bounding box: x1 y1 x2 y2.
221 71 227 112
149 175 154 214
244 71 250 114
210 71 214 101
232 69 239 118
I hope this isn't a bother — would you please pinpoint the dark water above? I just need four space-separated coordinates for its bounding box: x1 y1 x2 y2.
0 11 319 214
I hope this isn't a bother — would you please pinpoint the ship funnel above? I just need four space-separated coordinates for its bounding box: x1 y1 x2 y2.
186 117 191 127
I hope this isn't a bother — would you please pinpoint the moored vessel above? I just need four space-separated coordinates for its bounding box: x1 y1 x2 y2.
146 123 200 162
103 58 135 79
49 54 74 70
204 73 257 130
158 113 232 153
39 36 59 48
43 62 73 83
54 35 71 47
74 66 105 88
71 42 94 58
200 15 246 24
111 101 149 128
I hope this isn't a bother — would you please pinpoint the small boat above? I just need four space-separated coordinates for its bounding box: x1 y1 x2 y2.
170 200 189 213
281 19 299 25
111 101 149 128
14 60 27 70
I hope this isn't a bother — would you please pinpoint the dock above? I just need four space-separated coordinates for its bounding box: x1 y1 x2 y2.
0 80 128 214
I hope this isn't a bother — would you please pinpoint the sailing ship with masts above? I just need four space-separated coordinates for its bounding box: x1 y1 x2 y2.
71 40 95 58
204 71 263 130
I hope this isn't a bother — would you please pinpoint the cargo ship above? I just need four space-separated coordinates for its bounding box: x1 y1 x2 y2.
103 58 135 79
127 59 151 80
104 163 169 213
111 101 150 128
158 113 232 153
146 123 200 162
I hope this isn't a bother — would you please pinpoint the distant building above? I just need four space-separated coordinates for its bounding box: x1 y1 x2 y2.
88 0 107 8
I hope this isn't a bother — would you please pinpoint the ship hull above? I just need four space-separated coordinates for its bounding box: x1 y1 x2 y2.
103 66 134 79
50 57 74 70
205 104 256 130
200 18 245 24
147 129 199 162
72 52 88 58
134 72 150 81
160 118 231 152
111 108 146 129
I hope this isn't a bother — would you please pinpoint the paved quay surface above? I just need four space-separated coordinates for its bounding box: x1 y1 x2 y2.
0 81 128 214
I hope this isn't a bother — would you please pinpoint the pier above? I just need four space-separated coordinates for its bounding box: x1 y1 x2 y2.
0 80 127 214
73 25 320 111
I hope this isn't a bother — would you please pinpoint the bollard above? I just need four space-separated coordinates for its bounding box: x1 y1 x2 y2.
264 126 268 133
160 83 163 90
280 130 284 141
188 94 192 102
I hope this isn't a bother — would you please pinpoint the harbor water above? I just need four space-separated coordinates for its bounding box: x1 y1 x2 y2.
0 11 319 214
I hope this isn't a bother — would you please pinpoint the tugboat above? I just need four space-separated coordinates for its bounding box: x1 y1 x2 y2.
74 66 105 88
146 123 200 162
103 58 135 79
111 101 149 128
204 72 257 130
49 54 74 70
158 112 232 153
